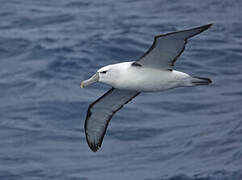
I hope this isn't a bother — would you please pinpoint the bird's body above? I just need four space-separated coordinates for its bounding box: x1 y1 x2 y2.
81 24 213 152
99 61 194 92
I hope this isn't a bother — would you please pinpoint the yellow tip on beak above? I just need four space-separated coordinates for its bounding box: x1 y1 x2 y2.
80 73 99 89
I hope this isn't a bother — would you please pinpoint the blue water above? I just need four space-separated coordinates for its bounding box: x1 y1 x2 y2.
0 0 242 179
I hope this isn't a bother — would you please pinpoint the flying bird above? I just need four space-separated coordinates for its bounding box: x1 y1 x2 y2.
81 24 212 152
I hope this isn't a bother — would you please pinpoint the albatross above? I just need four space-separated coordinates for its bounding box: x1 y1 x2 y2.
81 24 212 152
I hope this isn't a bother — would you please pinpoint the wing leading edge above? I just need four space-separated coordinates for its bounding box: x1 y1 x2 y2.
85 88 140 152
136 24 212 70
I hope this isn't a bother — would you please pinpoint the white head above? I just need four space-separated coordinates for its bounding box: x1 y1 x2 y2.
81 62 131 88
80 64 115 88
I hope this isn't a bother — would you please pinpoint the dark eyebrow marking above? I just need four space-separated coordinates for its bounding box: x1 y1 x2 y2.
131 62 142 67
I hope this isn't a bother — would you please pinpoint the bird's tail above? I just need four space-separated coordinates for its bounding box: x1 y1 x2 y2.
190 76 212 86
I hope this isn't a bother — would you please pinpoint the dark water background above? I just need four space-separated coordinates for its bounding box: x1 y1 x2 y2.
0 0 242 179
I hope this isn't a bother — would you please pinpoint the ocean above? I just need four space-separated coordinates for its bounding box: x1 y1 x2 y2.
0 0 242 179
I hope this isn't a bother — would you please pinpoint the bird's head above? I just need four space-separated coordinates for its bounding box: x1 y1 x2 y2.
80 65 110 88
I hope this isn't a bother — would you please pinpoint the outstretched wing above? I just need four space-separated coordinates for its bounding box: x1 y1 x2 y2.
135 24 212 70
84 88 140 152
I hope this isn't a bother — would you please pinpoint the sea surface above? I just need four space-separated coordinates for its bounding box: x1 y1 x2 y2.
0 0 242 180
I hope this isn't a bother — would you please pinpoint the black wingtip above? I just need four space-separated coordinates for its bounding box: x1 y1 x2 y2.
202 23 213 30
89 143 100 152
194 23 213 34
185 23 213 39
85 133 102 152
85 134 101 152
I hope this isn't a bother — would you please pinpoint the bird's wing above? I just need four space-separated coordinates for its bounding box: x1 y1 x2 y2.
135 24 212 70
84 88 140 152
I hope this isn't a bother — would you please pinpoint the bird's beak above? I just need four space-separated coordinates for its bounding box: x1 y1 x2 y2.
80 73 99 88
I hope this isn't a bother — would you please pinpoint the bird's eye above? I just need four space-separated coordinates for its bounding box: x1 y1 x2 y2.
100 70 107 74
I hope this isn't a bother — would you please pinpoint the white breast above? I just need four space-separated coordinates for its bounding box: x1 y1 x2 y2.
106 62 190 92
